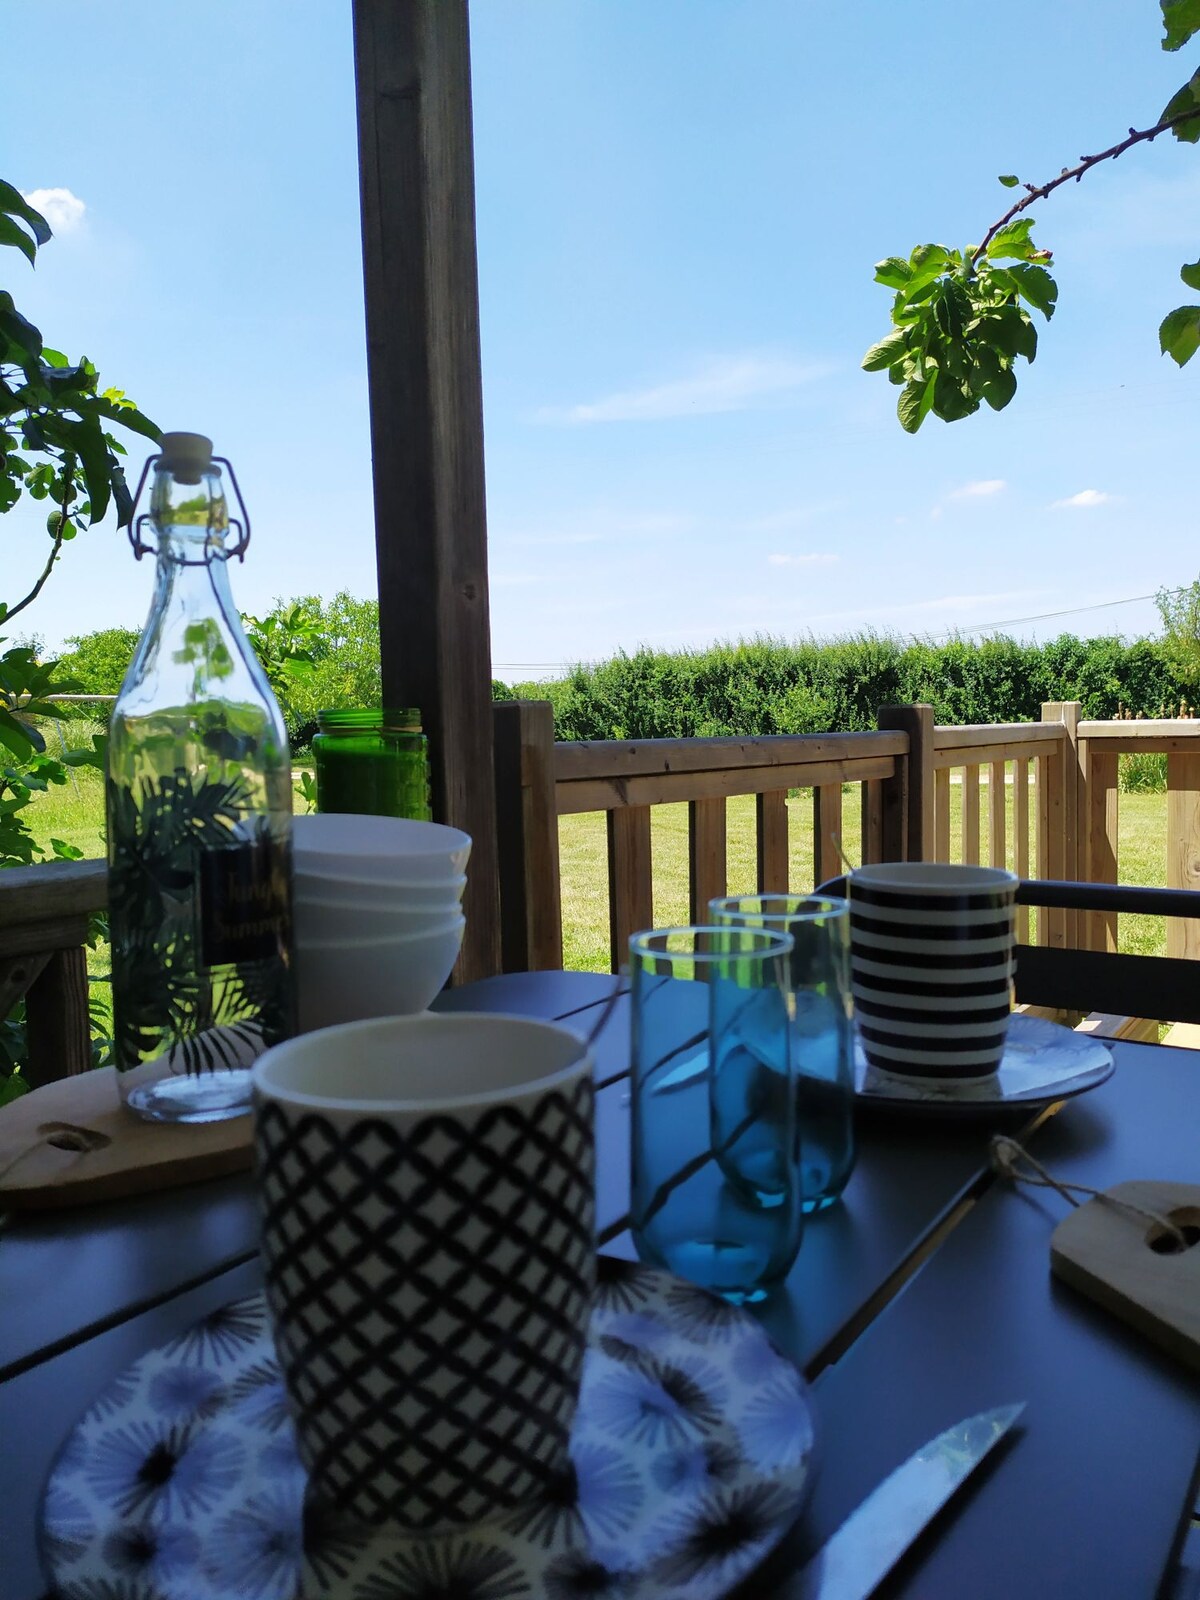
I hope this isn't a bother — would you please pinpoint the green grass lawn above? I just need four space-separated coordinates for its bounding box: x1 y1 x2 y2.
19 733 1172 980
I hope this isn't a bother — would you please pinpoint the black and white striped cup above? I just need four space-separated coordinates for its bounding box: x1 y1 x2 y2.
849 863 1018 1080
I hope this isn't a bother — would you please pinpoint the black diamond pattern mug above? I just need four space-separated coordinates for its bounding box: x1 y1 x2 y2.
252 1012 595 1532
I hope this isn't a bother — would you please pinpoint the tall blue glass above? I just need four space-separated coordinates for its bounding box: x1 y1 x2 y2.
710 894 856 1212
629 926 802 1304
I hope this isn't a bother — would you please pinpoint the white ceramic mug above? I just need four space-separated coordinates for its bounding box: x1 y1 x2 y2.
849 863 1017 1079
253 1012 595 1531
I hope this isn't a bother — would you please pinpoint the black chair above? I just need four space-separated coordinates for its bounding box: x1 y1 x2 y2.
817 876 1200 1027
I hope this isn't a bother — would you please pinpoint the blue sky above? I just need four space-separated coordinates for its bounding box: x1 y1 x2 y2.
4 1 1199 675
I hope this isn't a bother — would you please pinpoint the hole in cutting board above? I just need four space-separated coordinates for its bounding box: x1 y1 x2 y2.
1145 1206 1200 1256
37 1122 112 1154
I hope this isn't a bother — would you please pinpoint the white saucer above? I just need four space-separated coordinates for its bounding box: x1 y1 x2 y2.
854 1012 1114 1114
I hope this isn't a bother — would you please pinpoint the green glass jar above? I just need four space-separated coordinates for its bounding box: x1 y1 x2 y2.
312 708 432 820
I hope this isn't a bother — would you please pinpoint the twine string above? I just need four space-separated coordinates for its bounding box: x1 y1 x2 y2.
989 1134 1188 1250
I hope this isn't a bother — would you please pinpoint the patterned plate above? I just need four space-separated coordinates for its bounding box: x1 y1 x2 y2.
40 1258 815 1600
855 1011 1114 1114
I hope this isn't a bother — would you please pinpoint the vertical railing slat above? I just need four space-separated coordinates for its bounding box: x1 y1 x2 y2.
607 806 653 974
813 783 844 888
934 766 951 862
1167 753 1200 959
861 779 884 865
1087 750 1119 953
963 766 981 865
688 797 728 922
24 947 91 1091
990 759 1006 869
1015 756 1030 944
756 790 789 892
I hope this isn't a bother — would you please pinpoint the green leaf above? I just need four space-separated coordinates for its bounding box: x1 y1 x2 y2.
0 180 50 245
897 375 935 433
862 328 910 372
1160 304 1200 365
1006 263 1058 318
1162 70 1200 141
985 218 1038 261
0 708 35 761
932 279 972 341
998 174 1020 188
982 365 1018 410
1182 259 1200 290
0 214 36 266
1162 0 1200 52
0 305 42 359
873 256 912 288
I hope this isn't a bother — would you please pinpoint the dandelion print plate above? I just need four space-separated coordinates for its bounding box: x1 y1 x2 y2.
40 1257 815 1600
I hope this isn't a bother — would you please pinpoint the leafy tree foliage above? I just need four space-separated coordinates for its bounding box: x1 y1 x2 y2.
865 2 1200 429
1 181 159 872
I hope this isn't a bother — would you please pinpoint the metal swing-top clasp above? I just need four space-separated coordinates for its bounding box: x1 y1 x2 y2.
127 438 252 565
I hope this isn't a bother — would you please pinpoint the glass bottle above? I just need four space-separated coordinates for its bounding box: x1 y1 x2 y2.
312 707 431 819
106 432 294 1123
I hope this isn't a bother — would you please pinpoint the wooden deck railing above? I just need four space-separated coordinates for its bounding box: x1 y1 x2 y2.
10 699 1200 1078
493 701 913 973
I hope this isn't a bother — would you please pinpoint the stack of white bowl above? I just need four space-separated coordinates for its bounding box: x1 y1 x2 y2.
291 814 471 1033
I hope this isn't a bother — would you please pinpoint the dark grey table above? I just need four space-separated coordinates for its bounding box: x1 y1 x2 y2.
2 972 1198 1600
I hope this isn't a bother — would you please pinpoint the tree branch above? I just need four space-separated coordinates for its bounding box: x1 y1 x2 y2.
4 457 73 627
972 104 1200 264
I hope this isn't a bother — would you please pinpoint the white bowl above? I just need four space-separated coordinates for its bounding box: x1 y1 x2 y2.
294 916 466 1032
294 870 467 911
293 814 471 883
295 899 464 948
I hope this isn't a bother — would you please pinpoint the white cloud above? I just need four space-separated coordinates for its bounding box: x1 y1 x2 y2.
537 354 832 424
767 552 839 568
1052 489 1111 509
947 478 1006 499
21 187 86 234
739 500 844 533
500 510 694 547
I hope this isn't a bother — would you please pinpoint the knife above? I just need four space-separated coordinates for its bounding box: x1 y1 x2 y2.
784 1402 1026 1600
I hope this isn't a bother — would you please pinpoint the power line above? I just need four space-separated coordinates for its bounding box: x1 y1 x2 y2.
496 583 1186 673
923 589 1164 642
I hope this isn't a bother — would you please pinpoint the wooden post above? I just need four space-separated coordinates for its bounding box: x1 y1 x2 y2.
608 808 653 973
1167 753 1200 959
493 701 563 973
878 705 934 862
24 947 90 1090
756 790 789 892
353 0 500 981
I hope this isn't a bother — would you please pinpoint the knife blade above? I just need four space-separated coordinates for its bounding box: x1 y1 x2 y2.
785 1402 1025 1600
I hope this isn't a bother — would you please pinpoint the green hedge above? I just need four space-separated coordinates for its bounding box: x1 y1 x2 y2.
56 609 1186 748
505 634 1185 742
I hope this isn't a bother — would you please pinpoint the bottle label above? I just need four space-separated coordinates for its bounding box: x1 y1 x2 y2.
199 840 290 966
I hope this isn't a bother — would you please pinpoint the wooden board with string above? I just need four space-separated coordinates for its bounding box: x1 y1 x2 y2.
0 1067 252 1210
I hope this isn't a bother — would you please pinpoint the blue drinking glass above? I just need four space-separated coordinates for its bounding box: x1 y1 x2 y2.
709 894 856 1212
628 926 803 1304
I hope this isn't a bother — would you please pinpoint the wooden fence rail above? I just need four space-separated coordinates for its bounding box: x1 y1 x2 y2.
9 700 1200 1081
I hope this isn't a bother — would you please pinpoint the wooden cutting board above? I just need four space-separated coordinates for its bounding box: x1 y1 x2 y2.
1051 1180 1200 1373
0 1067 253 1210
